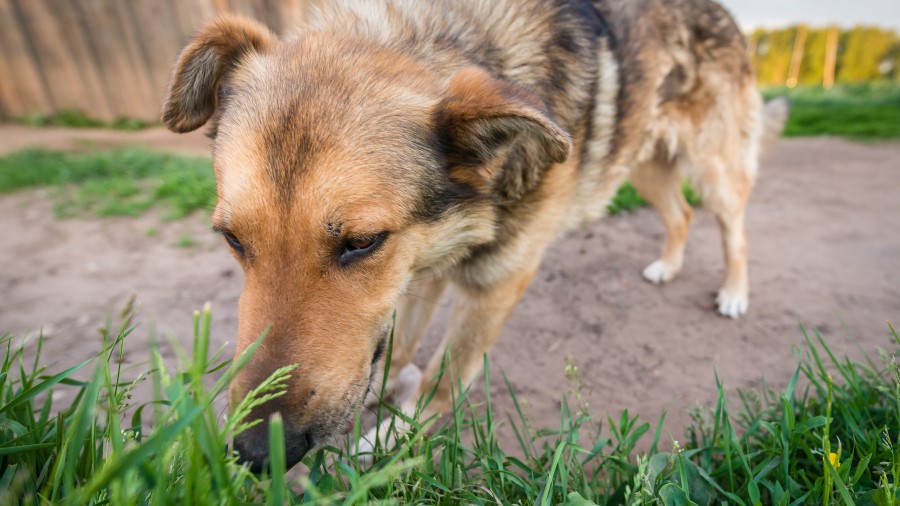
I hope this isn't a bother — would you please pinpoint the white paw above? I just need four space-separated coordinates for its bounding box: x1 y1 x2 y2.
716 289 748 318
393 363 423 405
365 363 422 408
352 403 414 465
642 260 677 284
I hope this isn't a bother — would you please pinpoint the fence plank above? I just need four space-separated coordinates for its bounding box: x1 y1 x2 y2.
0 0 313 121
0 41 23 119
15 0 102 116
0 0 53 117
52 0 116 120
170 0 216 42
73 0 158 119
128 0 185 112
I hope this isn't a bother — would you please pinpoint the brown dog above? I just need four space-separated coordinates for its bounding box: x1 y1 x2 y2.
161 0 787 470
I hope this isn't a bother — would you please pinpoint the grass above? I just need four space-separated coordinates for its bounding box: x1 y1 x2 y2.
763 82 900 140
17 110 153 131
1 301 898 505
175 234 196 249
0 147 215 220
0 147 695 220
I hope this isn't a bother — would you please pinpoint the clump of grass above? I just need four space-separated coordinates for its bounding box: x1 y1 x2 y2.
0 147 215 219
763 82 900 140
0 302 289 504
607 181 701 215
2 301 898 505
18 110 153 131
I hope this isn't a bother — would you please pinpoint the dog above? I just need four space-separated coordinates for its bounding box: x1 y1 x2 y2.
161 0 788 471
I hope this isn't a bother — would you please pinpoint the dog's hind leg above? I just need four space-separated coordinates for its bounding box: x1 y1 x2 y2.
693 155 754 318
417 266 539 414
630 158 693 284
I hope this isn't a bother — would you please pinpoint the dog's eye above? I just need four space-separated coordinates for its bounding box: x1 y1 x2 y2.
347 236 375 250
340 232 388 266
223 232 244 254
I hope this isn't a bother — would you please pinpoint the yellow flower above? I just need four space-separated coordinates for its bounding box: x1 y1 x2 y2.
828 452 840 469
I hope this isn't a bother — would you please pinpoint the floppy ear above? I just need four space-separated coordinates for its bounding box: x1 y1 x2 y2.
161 15 276 133
436 67 572 201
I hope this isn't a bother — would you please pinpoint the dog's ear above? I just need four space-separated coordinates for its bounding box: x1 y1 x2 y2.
162 15 276 133
436 67 572 201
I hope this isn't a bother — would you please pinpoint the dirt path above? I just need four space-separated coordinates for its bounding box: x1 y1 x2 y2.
1 124 898 448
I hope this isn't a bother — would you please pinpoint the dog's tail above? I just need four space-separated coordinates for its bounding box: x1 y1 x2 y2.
759 97 790 153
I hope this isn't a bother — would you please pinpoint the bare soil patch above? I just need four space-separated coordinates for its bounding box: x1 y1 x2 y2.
1 124 898 446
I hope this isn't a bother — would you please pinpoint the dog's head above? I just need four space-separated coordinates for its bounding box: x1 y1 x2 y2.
162 15 571 470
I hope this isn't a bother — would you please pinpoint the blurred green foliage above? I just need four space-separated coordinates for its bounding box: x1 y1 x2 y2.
17 109 153 131
751 25 900 86
763 83 900 139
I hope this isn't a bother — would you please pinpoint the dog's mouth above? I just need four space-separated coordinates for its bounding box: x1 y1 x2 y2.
361 330 389 404
365 332 388 398
371 333 388 366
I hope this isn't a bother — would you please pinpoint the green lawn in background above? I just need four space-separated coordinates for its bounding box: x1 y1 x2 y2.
17 109 153 131
0 147 698 219
1 83 895 220
764 82 900 140
0 147 215 219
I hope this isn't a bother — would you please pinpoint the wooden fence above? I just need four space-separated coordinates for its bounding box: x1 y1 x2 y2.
0 0 313 122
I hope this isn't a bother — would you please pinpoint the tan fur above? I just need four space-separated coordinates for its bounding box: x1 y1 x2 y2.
161 0 788 469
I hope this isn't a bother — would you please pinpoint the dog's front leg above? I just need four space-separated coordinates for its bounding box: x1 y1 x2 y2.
355 265 539 460
418 267 539 414
364 272 448 408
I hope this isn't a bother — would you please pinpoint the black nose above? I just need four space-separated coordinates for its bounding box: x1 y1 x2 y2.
232 421 313 473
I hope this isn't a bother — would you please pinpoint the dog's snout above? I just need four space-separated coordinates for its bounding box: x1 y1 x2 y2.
232 420 313 473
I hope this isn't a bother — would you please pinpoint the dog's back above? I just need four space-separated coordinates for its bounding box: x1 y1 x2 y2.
585 0 787 317
308 0 785 317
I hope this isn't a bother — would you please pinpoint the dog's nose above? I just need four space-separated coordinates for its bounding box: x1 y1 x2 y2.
232 421 313 473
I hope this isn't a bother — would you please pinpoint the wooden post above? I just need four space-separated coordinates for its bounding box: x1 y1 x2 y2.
786 25 808 88
823 26 839 89
0 0 54 116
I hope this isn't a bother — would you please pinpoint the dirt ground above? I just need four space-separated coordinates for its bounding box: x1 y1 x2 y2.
1 124 898 449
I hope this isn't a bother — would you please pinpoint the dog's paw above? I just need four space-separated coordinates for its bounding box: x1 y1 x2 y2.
364 363 422 408
716 289 748 318
352 405 414 466
393 363 422 405
642 260 678 285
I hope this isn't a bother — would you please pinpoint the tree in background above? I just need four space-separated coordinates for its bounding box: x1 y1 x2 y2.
750 27 795 85
838 27 897 82
798 28 827 86
749 25 899 86
887 42 900 80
